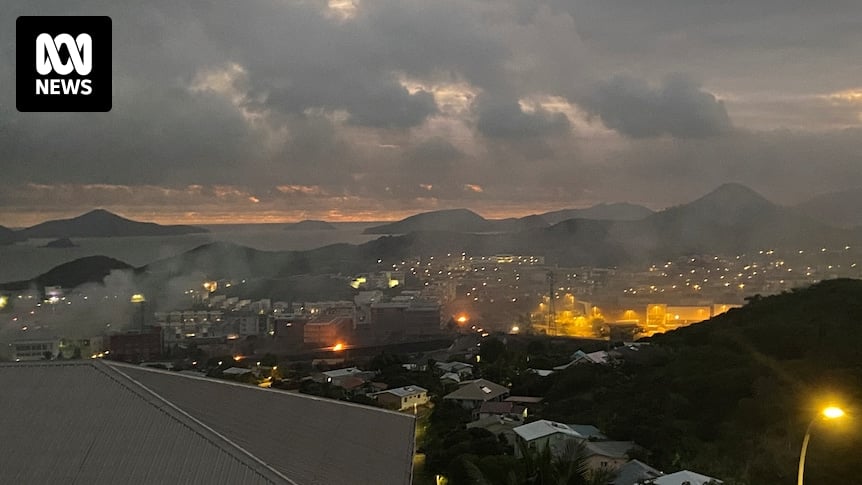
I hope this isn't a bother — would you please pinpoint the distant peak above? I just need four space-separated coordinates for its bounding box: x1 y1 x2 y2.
698 183 771 204
80 208 124 219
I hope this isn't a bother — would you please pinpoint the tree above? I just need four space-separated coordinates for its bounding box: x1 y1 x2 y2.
480 338 506 365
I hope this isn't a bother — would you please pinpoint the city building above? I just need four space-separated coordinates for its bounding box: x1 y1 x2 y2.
9 336 61 361
303 317 353 347
107 327 163 362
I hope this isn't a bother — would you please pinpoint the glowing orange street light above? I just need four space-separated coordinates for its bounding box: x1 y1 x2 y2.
456 315 468 324
332 343 345 352
798 405 847 485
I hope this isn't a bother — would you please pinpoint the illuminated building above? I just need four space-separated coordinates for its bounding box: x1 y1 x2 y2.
303 316 353 346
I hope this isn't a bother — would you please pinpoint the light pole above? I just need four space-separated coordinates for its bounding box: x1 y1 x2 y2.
797 406 845 485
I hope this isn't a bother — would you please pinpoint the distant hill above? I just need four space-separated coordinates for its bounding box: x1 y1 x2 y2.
613 182 852 256
795 188 862 227
363 209 493 234
284 220 336 231
540 202 654 224
43 237 77 248
0 225 18 245
0 255 134 291
18 209 208 239
33 184 862 292
541 279 862 484
139 184 862 281
362 203 653 235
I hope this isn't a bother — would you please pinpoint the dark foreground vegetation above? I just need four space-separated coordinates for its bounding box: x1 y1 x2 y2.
421 279 862 484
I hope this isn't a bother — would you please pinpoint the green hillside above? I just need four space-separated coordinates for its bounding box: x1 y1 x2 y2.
542 279 862 484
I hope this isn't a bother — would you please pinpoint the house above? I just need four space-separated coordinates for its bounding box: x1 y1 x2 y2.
0 360 415 484
504 395 544 408
553 350 611 370
513 419 583 458
610 459 662 485
478 401 527 421
647 470 723 485
443 378 509 409
321 367 375 387
440 372 462 384
568 424 607 440
467 416 521 445
527 368 555 377
582 440 638 472
370 385 429 411
435 361 474 379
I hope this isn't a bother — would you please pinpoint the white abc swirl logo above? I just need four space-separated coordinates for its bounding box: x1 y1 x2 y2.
35 33 92 76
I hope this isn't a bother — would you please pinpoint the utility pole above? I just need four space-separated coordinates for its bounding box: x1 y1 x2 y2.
547 271 556 336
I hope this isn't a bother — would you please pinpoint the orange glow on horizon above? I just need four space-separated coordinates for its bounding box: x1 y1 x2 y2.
3 202 647 227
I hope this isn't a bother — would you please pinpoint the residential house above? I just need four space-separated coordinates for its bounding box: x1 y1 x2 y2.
467 416 521 446
478 401 527 421
553 350 611 370
443 378 509 410
321 367 375 387
435 361 474 379
370 385 429 411
513 420 583 458
582 440 639 473
610 460 662 485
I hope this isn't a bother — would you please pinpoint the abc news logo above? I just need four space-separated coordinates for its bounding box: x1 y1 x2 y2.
17 16 111 112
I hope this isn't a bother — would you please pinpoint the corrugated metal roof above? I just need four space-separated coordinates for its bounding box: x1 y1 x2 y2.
513 419 580 441
0 361 416 485
117 363 415 485
0 361 285 485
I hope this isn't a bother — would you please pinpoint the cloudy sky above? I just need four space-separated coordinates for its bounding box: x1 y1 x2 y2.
2 0 862 225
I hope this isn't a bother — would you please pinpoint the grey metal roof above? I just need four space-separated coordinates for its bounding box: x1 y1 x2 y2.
0 361 285 485
567 424 607 440
0 361 416 485
443 378 509 402
372 385 428 398
583 440 638 459
611 459 662 485
118 363 415 485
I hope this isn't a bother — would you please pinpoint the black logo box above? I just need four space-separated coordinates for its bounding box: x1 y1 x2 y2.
16 16 112 112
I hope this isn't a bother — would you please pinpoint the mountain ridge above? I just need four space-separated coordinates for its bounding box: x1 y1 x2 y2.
18 209 209 239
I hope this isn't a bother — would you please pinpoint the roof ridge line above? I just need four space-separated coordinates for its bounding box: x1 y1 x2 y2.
110 361 416 420
97 361 299 485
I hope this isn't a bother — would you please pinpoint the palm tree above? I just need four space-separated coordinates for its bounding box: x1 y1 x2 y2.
519 438 594 485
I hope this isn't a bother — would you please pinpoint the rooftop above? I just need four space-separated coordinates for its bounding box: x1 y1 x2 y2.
650 470 723 485
611 460 662 485
513 419 580 442
583 440 638 459
373 385 428 398
0 361 415 485
443 378 509 402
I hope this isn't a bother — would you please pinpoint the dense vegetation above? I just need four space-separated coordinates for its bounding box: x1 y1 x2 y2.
423 279 862 484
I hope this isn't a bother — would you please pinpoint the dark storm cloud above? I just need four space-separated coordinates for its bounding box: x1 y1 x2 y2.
1 0 862 223
579 75 731 138
476 96 570 138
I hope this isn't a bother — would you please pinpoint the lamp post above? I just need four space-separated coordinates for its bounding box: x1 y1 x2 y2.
797 406 845 485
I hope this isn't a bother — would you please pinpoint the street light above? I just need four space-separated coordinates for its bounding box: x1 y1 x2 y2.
797 406 846 485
